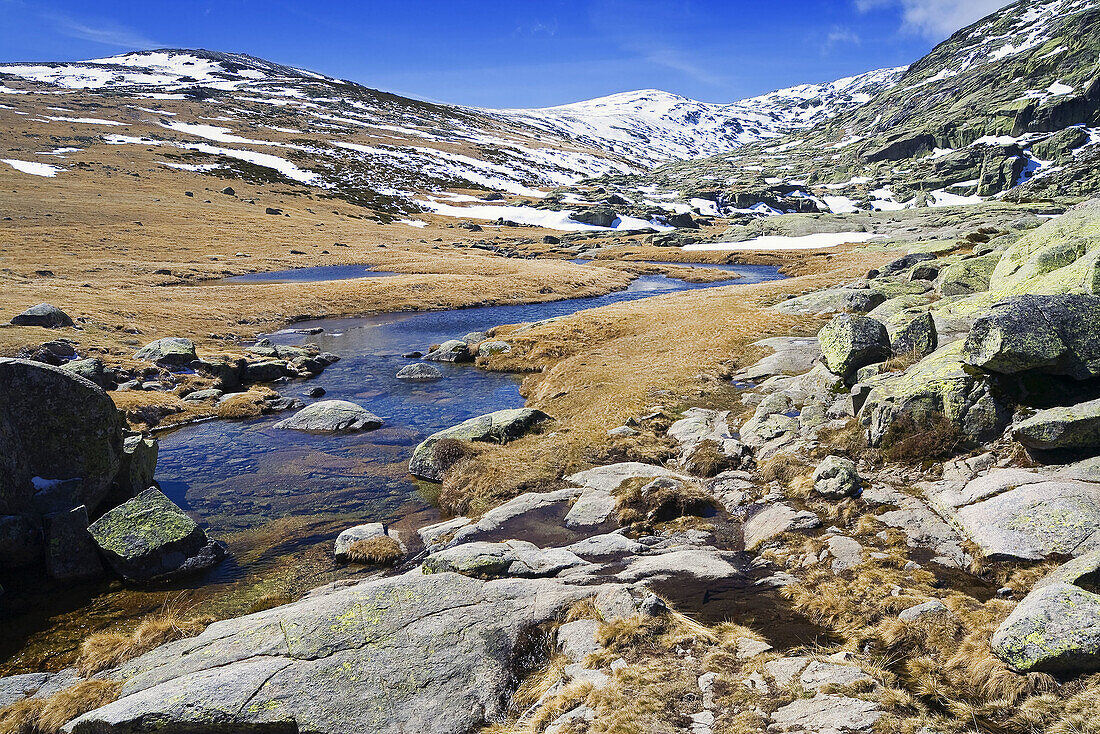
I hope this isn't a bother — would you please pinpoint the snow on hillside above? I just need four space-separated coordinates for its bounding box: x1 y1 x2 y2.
0 49 900 217
496 67 905 166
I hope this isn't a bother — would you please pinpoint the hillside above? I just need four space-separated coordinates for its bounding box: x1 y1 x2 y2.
610 0 1100 215
0 49 897 225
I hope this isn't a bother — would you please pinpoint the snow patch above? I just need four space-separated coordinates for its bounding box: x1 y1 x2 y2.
684 232 883 252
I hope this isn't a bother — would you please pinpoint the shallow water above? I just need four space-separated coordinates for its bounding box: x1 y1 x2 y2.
214 264 396 284
571 258 749 275
157 266 785 580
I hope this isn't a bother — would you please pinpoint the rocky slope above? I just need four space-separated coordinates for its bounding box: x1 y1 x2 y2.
611 0 1100 215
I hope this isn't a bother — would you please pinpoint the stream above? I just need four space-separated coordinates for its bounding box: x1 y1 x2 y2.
0 263 784 672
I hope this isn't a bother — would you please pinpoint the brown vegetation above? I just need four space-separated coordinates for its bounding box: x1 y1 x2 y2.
77 611 211 676
880 413 962 464
344 536 404 566
0 679 123 734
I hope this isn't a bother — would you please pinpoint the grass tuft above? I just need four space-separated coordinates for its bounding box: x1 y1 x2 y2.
78 612 211 677
344 536 404 566
0 679 123 734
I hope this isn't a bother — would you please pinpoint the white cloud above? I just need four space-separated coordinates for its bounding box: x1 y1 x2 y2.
824 26 862 52
856 0 1013 40
46 13 159 49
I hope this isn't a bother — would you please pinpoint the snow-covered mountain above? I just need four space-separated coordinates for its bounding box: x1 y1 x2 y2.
497 68 905 166
0 49 903 220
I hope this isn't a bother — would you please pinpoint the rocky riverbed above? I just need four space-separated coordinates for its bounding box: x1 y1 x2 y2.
4 200 1100 734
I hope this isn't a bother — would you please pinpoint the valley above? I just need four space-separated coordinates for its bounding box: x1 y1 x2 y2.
3 1 1100 733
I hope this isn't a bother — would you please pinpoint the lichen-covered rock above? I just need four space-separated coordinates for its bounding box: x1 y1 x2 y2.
818 314 891 379
60 358 110 389
879 252 937 277
951 476 1100 561
423 339 473 363
812 456 861 499
65 572 616 734
0 358 124 517
861 341 1010 447
273 400 383 432
963 294 1100 379
409 408 551 481
10 303 73 328
1013 397 1100 450
890 312 937 358
87 488 225 582
985 200 1100 299
991 582 1100 673
396 363 443 381
133 337 197 366
937 252 1001 296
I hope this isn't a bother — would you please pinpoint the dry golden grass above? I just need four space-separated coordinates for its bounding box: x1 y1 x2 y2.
212 386 281 420
612 475 715 527
77 612 211 676
344 536 404 566
0 679 122 734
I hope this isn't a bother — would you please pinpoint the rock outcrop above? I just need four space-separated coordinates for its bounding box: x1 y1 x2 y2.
87 488 225 582
992 582 1100 673
1013 398 1100 450
819 314 891 379
963 295 1100 379
10 303 74 328
133 337 198 367
65 572 622 734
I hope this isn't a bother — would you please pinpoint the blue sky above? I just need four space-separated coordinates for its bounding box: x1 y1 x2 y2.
0 0 1011 107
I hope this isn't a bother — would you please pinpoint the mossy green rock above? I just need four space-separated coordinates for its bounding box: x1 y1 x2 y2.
982 199 1100 303
1014 397 1100 450
991 582 1100 674
938 252 1001 296
87 488 224 582
891 312 938 358
963 294 1100 379
818 314 891 379
861 341 1009 446
409 408 551 481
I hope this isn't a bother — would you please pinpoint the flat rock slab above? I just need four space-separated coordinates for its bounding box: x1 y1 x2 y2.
946 475 1100 560
743 504 821 551
566 462 692 493
863 484 970 568
770 693 882 733
69 572 616 734
737 337 821 380
449 487 581 546
423 540 588 579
